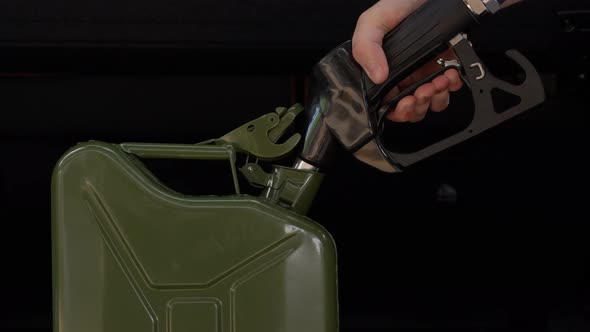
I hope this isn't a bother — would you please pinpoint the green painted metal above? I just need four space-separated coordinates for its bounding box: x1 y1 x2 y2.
239 163 324 215
201 104 303 161
52 140 338 332
120 142 242 193
262 166 324 215
267 104 304 143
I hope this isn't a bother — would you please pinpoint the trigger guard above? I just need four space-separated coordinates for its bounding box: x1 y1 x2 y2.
372 40 545 170
496 49 542 91
456 42 546 125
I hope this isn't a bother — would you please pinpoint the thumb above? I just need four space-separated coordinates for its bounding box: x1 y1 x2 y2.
352 0 427 84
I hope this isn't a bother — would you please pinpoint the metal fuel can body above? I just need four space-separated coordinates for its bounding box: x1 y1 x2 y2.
51 141 338 332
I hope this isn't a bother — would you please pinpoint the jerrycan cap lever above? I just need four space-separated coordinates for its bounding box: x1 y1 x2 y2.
203 104 304 161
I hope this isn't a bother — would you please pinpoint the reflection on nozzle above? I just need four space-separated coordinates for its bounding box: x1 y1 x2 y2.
353 140 400 173
293 159 319 172
296 110 336 170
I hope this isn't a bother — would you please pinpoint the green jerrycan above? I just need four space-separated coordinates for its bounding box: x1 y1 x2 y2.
51 105 339 332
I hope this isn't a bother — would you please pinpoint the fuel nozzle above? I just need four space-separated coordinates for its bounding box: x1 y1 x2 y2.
292 96 340 173
293 0 545 173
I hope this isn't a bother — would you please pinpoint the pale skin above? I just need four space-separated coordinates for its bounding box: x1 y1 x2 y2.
352 0 523 122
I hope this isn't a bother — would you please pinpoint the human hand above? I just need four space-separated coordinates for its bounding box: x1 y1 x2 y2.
352 0 522 122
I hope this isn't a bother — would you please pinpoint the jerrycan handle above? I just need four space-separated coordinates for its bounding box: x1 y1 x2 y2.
120 143 241 194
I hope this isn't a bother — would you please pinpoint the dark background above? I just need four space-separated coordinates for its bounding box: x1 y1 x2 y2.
1 0 589 330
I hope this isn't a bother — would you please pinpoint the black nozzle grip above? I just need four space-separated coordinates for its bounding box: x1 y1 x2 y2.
365 0 478 107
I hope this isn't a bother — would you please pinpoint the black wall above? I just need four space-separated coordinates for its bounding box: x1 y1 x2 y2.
1 0 589 330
